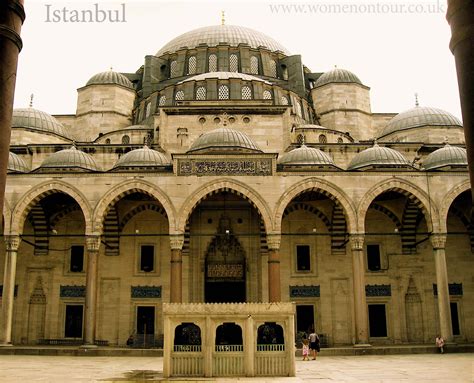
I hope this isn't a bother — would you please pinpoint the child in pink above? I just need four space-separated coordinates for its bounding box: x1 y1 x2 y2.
302 339 309 361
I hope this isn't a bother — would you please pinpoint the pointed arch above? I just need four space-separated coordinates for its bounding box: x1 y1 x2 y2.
357 178 439 234
274 178 357 233
177 179 272 235
92 179 176 235
440 180 471 233
10 181 92 235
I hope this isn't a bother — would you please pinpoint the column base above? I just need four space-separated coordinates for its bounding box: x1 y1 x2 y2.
0 343 13 347
353 343 371 348
79 344 98 349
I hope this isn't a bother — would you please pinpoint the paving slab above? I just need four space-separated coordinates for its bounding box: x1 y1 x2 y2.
0 353 472 382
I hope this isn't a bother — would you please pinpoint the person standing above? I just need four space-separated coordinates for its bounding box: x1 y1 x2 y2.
302 339 309 361
436 335 445 354
308 329 320 360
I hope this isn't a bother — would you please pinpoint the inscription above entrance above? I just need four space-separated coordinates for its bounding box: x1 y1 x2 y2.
178 159 272 176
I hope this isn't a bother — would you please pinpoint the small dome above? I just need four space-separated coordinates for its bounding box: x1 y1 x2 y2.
156 25 290 56
179 72 271 85
314 68 362 88
86 70 133 89
348 144 412 170
39 146 100 172
113 146 170 170
379 106 462 138
8 152 30 173
423 144 467 170
12 108 73 139
188 127 261 154
278 145 337 167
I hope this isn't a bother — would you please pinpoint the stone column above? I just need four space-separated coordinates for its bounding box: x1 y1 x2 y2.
350 234 369 345
431 234 453 342
0 235 20 346
447 1 474 202
0 1 25 215
83 235 100 346
267 234 281 303
170 234 184 303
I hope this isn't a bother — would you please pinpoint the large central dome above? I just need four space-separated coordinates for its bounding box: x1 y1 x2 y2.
156 25 290 56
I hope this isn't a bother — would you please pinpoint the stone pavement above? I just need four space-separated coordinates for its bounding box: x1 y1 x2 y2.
0 353 471 382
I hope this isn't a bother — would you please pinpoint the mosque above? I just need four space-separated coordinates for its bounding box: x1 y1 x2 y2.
0 22 472 348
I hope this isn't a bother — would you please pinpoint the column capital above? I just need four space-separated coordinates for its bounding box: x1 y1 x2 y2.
430 233 447 250
266 234 281 251
4 235 21 251
349 234 365 251
170 234 185 250
86 235 101 252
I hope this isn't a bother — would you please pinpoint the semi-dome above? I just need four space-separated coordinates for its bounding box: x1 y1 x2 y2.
314 68 362 88
112 146 170 170
12 108 73 139
179 72 271 85
278 145 337 167
348 144 412 170
188 127 261 154
156 25 290 56
8 152 30 173
38 146 100 172
379 106 462 139
86 70 134 89
423 144 467 171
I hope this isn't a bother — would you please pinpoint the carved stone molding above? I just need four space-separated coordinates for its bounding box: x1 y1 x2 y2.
163 302 295 315
170 234 185 250
266 234 281 250
349 234 364 251
86 235 101 252
4 235 21 252
430 233 447 250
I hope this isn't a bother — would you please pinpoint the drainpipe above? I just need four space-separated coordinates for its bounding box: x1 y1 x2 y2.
0 0 25 217
447 1 474 209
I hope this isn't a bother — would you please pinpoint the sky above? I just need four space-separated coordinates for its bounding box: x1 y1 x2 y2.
13 0 462 120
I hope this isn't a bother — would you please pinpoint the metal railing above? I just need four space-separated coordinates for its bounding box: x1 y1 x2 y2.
215 344 243 352
256 344 285 352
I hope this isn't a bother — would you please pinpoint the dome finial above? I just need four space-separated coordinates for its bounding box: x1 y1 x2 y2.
334 64 338 69
221 10 225 25
415 92 419 107
29 93 34 108
109 66 113 71
373 138 378 147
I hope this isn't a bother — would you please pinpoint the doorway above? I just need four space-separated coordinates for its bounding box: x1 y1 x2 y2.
368 304 387 337
137 306 155 335
296 305 315 334
64 305 83 338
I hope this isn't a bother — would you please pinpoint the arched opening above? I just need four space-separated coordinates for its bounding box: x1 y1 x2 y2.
174 323 201 351
186 190 265 303
215 322 243 350
21 191 86 343
257 322 284 350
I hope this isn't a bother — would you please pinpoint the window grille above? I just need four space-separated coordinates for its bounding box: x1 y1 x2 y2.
241 86 252 100
170 60 178 78
250 56 259 74
196 86 206 100
188 56 197 75
263 90 272 100
229 54 238 72
208 54 218 72
218 85 229 100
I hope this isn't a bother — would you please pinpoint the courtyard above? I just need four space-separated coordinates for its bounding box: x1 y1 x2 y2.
0 353 471 382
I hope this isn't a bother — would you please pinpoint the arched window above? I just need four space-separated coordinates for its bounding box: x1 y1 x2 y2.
269 60 277 77
229 54 238 72
105 138 111 144
122 135 130 144
257 323 285 351
281 64 288 80
187 56 197 75
218 84 229 100
337 137 343 143
241 85 252 100
263 90 272 100
319 134 327 143
145 102 151 118
280 95 289 105
170 60 178 78
208 54 218 72
250 56 259 74
196 86 206 100
215 323 243 351
158 95 166 106
175 90 184 101
174 323 202 352
297 134 304 144
295 101 302 117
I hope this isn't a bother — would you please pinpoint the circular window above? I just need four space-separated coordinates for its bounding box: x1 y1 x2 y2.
105 138 111 144
228 116 236 124
243 116 250 124
214 117 221 124
199 117 206 124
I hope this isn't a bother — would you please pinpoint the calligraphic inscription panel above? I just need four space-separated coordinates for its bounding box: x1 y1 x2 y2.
207 264 244 279
178 159 272 176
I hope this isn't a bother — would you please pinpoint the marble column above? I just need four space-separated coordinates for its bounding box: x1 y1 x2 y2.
431 234 453 342
267 234 281 302
0 235 20 346
170 234 184 303
350 234 369 345
83 235 100 346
